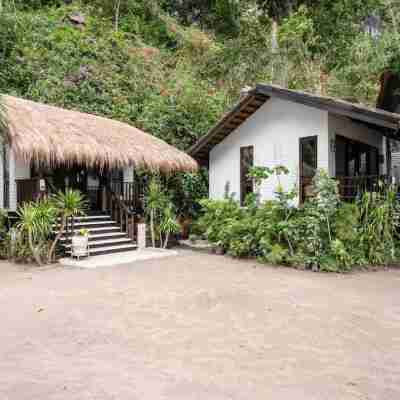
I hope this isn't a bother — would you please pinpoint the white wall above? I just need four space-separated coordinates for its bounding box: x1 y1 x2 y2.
328 114 385 176
9 151 30 211
123 167 134 183
209 97 329 202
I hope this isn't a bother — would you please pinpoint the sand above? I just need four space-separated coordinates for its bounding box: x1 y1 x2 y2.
0 250 399 399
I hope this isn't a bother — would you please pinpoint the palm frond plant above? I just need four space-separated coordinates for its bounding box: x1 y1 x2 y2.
145 177 168 247
48 189 88 263
159 205 180 249
17 200 57 266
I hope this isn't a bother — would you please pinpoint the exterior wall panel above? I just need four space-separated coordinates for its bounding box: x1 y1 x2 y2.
9 152 30 211
209 97 329 203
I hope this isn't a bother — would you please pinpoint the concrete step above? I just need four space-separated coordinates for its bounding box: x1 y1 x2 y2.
60 220 119 229
60 226 122 236
64 237 133 249
59 213 137 257
67 243 137 257
60 232 128 243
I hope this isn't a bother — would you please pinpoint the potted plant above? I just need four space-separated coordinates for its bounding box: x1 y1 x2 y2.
71 228 89 259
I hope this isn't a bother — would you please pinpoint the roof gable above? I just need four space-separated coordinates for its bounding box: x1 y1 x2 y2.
190 84 400 164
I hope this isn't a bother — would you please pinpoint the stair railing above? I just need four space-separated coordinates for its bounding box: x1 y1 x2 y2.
104 183 136 241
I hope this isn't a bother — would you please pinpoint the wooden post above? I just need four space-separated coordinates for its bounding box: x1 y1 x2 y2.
102 186 107 212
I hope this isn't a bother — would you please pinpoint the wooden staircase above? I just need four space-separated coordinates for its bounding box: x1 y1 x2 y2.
59 213 137 257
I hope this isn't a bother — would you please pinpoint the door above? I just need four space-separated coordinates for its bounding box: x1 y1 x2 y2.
50 166 88 193
299 136 318 203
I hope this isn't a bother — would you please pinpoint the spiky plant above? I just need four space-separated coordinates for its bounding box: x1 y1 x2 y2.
145 177 168 248
159 205 180 249
17 200 57 266
48 189 88 262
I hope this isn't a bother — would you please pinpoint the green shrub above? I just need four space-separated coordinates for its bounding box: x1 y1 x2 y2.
196 168 400 273
197 198 243 245
221 216 258 257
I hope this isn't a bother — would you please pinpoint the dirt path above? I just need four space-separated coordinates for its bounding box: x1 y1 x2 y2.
0 251 399 399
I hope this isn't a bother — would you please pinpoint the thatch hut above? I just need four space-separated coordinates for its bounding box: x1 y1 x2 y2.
2 95 197 172
0 95 197 212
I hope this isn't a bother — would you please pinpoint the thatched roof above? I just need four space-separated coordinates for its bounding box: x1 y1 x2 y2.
1 95 197 173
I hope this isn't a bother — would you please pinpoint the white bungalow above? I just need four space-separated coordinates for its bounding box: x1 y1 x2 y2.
190 84 400 204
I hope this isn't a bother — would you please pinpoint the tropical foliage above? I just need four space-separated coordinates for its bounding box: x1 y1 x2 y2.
197 169 400 272
48 189 88 262
0 189 87 266
0 1 398 152
16 199 57 265
144 176 180 248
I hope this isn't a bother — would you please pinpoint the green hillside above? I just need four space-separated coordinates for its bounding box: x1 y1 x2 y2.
0 0 398 150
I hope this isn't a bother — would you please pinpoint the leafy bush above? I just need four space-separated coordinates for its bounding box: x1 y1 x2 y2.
197 168 400 272
197 198 243 246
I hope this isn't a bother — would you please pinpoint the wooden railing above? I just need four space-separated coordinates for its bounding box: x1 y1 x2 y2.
301 175 395 202
110 180 144 213
336 175 392 201
104 184 136 241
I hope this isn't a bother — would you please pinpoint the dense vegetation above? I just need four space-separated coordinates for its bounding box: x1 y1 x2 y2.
1 0 400 150
0 189 87 265
196 169 400 272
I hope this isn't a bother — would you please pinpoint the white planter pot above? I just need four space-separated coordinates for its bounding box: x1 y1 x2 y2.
137 223 146 250
71 235 89 259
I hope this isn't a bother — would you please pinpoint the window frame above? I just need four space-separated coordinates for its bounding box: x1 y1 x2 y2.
299 135 318 203
240 145 254 206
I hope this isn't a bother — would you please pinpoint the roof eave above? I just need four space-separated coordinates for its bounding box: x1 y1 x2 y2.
190 84 400 160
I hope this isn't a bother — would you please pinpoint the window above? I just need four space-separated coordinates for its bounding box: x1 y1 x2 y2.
299 136 318 203
335 135 379 177
3 145 9 209
240 146 254 205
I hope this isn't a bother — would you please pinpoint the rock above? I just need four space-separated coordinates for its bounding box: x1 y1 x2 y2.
64 65 91 87
68 12 85 26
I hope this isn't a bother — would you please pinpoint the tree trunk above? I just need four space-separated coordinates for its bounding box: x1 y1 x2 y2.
163 231 170 249
28 230 43 266
48 215 66 263
270 18 279 83
150 209 155 247
271 19 279 53
115 0 121 32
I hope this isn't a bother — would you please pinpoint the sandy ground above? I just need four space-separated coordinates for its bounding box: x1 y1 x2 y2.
0 250 400 400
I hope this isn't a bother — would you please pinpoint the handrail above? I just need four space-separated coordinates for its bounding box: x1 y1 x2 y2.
110 180 144 213
301 175 396 202
105 183 136 241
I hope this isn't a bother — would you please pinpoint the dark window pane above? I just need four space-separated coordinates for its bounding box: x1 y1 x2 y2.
3 145 9 208
335 138 346 176
240 146 254 205
369 148 378 175
335 135 379 177
300 137 317 177
300 136 317 203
